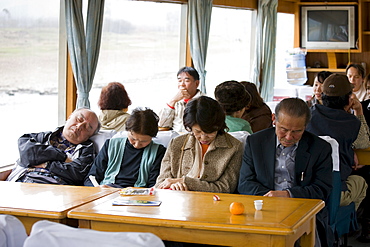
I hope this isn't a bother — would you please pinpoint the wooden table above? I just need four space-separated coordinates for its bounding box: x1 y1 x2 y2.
355 147 370 166
68 189 324 247
0 181 118 234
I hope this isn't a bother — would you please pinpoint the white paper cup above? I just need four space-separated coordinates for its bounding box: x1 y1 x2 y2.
254 200 263 210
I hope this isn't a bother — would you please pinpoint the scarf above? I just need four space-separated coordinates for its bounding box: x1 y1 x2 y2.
186 140 210 178
101 137 159 187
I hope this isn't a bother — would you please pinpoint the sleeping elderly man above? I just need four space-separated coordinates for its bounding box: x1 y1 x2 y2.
6 108 100 185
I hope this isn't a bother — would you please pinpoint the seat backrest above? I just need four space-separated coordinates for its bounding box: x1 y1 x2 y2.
89 130 117 153
112 130 179 148
318 136 340 229
319 136 339 171
273 87 298 101
319 136 359 238
0 214 27 247
228 131 250 148
23 220 165 247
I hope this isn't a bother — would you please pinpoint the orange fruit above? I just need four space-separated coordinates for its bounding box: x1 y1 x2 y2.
229 202 244 215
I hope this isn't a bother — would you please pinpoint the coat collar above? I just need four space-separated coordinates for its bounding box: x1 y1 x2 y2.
262 128 311 186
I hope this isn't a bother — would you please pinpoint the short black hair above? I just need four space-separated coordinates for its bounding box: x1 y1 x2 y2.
177 67 200 81
125 108 159 137
275 98 311 125
183 96 227 135
316 71 333 84
322 92 351 110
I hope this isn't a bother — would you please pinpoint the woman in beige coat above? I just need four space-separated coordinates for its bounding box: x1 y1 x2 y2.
155 96 243 193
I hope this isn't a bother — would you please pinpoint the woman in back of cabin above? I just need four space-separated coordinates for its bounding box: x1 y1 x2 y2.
84 108 166 188
98 82 132 132
306 71 332 107
240 81 272 133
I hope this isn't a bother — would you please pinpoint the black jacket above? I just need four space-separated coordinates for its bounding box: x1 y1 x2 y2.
306 104 360 191
17 127 96 185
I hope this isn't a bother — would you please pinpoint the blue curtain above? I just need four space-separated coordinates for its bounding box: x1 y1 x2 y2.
188 0 213 94
252 0 277 102
65 0 105 108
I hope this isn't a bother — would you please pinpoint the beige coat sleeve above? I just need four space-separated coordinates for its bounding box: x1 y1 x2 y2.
158 105 175 129
353 114 370 149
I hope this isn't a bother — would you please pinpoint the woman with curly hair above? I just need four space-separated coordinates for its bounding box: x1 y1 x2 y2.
98 82 132 131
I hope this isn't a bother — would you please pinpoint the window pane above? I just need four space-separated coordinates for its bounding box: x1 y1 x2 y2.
0 0 59 166
90 0 182 115
206 7 253 96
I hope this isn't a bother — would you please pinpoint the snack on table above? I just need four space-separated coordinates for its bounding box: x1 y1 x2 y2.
213 195 221 201
119 187 155 196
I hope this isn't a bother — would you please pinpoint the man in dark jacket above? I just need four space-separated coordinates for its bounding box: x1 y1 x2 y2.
238 98 334 247
307 73 369 243
306 74 368 211
6 108 100 185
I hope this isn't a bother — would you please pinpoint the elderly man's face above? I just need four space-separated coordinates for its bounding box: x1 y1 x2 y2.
273 111 306 147
63 109 99 144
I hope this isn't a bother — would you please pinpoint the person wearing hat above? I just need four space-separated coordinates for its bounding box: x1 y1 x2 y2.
214 80 253 134
306 74 369 214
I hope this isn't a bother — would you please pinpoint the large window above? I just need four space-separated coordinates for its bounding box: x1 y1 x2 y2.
0 0 60 166
0 0 295 167
275 12 295 88
90 0 182 115
206 7 254 96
